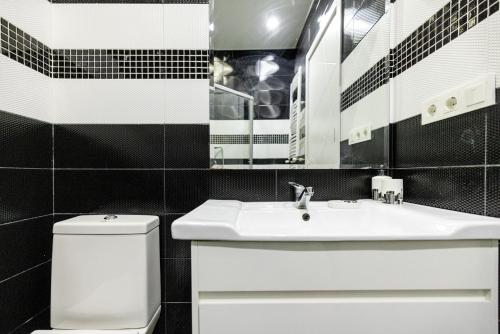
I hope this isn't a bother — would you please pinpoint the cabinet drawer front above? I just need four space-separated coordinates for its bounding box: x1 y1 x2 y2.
199 298 496 334
194 241 497 292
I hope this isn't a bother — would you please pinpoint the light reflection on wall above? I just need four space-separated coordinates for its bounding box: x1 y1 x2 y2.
211 49 296 120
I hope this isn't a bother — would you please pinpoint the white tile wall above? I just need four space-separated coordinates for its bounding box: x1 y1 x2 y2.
52 79 165 124
210 120 250 135
341 85 389 141
342 13 390 90
488 12 500 88
165 79 209 124
51 4 164 49
210 144 250 159
392 0 450 47
0 57 52 122
253 144 288 159
253 120 289 135
164 4 210 50
392 13 496 123
0 0 52 122
0 0 52 44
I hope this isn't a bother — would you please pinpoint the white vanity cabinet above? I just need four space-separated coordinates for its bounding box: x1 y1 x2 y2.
191 240 498 334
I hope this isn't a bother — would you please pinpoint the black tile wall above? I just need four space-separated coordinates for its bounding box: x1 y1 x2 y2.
0 216 53 282
0 262 51 334
486 167 500 218
0 169 52 224
164 169 209 213
392 110 486 168
10 308 50 334
165 124 209 169
0 110 53 333
165 303 191 334
164 214 190 259
390 88 500 217
54 169 164 214
0 111 52 168
164 259 191 302
392 167 486 215
208 169 276 202
341 126 388 168
486 97 500 164
54 124 164 168
276 169 375 201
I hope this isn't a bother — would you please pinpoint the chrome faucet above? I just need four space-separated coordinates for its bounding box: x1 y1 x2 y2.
288 182 314 210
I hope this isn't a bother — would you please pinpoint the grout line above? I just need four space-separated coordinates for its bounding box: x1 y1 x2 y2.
52 123 55 216
163 124 167 215
0 214 53 227
390 165 491 170
54 212 188 215
484 165 488 216
6 306 50 334
275 169 278 201
484 112 488 216
0 260 51 285
0 167 53 170
52 168 209 171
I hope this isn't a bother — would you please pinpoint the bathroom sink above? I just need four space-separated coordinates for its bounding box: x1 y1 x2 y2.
172 200 500 241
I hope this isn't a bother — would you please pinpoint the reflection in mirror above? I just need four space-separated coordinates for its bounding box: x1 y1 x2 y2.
209 0 389 169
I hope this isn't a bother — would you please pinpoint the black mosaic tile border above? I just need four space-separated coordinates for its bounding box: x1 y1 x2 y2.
254 134 289 145
391 0 499 78
52 48 209 79
342 0 499 109
0 18 51 77
1 17 209 79
210 134 249 145
210 134 289 145
340 56 389 111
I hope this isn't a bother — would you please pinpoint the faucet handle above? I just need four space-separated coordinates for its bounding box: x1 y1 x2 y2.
288 182 303 189
306 187 314 195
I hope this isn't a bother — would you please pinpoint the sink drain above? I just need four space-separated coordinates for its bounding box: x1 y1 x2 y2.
302 213 310 222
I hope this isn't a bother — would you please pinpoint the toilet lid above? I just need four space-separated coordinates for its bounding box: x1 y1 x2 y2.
32 331 140 334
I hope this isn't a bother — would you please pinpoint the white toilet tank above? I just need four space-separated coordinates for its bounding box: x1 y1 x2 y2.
50 215 161 330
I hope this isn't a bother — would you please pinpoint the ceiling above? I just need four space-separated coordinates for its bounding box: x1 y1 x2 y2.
212 0 315 50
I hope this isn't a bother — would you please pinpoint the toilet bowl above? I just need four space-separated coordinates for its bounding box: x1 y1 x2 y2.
32 215 162 334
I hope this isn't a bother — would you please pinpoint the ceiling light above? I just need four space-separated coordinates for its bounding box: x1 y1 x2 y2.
266 16 280 31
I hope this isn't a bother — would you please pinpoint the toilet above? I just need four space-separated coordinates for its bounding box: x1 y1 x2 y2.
32 215 161 334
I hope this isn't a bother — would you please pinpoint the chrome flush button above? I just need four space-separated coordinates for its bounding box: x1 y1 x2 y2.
103 215 118 221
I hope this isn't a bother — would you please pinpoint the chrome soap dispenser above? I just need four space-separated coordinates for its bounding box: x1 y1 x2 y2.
371 169 391 201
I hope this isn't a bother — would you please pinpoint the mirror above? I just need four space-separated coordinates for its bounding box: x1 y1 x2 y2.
209 0 390 169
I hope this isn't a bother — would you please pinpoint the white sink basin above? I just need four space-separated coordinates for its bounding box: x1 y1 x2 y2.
171 199 500 241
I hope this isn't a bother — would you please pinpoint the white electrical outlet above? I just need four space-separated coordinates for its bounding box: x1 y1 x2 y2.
349 124 372 145
421 73 496 125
